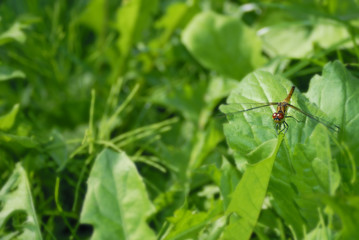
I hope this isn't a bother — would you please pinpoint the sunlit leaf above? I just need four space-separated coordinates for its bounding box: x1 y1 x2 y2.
221 136 283 240
0 66 25 82
0 22 27 45
0 104 19 131
260 18 352 58
0 163 42 240
80 149 156 240
306 61 358 161
283 125 340 229
219 69 343 237
182 11 265 80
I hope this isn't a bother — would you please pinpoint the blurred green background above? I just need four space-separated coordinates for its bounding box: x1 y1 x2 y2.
0 0 359 239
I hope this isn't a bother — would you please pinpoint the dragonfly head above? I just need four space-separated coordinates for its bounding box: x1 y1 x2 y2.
272 111 285 123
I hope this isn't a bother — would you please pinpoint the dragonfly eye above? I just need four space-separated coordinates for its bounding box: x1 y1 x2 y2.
277 112 284 119
272 113 277 119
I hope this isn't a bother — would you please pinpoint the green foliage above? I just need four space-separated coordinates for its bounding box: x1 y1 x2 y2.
0 0 358 239
80 149 156 240
182 11 265 80
0 104 19 131
0 163 42 240
221 136 283 240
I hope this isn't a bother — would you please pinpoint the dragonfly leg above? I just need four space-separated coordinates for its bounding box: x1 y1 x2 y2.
275 122 287 134
275 123 281 135
283 121 289 133
277 121 289 134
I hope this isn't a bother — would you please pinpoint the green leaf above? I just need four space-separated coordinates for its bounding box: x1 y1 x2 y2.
0 163 42 240
221 135 283 240
260 18 352 58
80 149 156 240
308 126 341 195
0 104 19 131
0 22 27 45
306 61 357 135
182 11 265 80
0 66 25 82
219 70 343 237
306 61 359 185
219 71 339 146
282 125 340 229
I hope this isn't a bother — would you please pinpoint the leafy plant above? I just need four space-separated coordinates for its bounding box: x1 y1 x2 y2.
0 0 358 239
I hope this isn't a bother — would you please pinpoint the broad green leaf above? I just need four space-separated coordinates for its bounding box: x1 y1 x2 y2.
260 18 352 58
80 149 156 240
0 104 19 131
308 126 340 196
221 135 283 240
182 11 265 80
0 66 25 81
306 61 358 155
0 163 42 240
219 71 337 146
219 70 342 237
280 125 340 229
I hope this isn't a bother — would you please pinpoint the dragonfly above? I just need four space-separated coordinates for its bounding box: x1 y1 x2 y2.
220 86 340 134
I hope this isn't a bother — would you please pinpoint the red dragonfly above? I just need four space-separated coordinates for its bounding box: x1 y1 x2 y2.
220 86 340 134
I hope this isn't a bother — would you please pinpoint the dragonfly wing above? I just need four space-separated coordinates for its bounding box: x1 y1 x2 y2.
218 102 278 117
287 104 340 131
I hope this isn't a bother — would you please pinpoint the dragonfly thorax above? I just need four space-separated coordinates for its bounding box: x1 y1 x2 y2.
272 111 285 123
